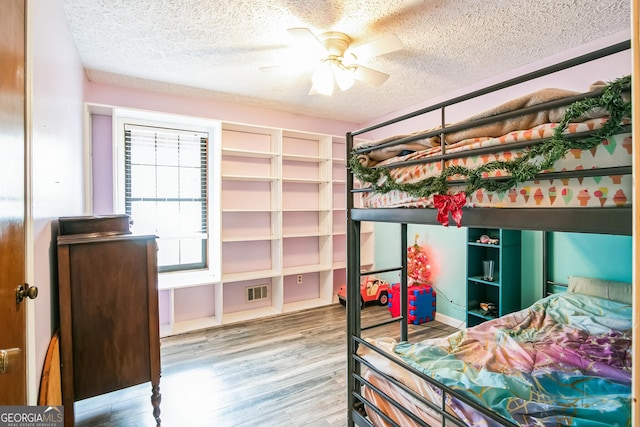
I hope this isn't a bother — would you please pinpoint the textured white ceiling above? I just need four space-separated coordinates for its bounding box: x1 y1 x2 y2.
62 0 631 124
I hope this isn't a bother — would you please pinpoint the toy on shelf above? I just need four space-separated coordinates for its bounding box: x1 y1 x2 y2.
387 284 437 325
476 234 499 245
337 276 391 308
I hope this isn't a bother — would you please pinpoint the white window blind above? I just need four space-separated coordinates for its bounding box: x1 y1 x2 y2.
124 124 208 272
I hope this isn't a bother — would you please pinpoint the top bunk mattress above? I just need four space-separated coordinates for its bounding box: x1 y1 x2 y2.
350 76 632 221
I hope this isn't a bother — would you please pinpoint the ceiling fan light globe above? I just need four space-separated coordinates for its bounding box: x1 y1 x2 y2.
310 65 334 96
335 68 355 91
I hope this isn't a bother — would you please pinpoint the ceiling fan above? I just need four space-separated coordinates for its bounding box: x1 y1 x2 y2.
263 28 403 96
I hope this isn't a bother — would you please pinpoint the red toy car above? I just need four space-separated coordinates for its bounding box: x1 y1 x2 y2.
338 277 391 307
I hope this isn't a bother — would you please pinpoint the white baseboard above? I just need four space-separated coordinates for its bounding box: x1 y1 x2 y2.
435 312 466 329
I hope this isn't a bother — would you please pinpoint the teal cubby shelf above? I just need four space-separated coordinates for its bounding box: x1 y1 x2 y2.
466 228 521 327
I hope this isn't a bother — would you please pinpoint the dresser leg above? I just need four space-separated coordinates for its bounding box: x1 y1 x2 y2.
151 383 161 426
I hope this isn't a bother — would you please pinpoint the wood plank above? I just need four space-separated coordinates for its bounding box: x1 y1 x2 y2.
74 304 458 427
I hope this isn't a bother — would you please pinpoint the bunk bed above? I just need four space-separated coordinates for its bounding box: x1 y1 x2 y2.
345 40 633 427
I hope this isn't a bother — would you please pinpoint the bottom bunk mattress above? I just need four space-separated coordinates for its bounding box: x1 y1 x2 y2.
359 288 632 427
356 120 632 210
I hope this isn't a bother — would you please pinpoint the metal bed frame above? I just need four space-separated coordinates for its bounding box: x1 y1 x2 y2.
345 40 632 427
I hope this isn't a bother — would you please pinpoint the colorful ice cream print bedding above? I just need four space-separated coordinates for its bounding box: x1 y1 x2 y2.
394 291 632 426
359 121 632 209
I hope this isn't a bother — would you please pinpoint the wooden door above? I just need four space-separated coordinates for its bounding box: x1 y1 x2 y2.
0 0 27 405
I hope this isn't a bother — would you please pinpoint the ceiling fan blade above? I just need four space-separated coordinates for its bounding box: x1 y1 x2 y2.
259 64 290 71
349 34 402 59
287 27 325 50
353 65 389 87
259 61 317 72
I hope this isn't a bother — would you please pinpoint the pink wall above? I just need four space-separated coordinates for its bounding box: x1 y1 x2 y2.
91 115 113 214
87 78 361 216
85 82 358 136
31 0 86 399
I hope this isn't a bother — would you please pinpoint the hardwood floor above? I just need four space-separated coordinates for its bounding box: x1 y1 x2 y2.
74 303 459 427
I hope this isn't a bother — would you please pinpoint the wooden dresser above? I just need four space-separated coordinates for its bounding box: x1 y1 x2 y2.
56 215 161 427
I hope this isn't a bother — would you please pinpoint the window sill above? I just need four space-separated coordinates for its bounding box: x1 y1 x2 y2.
158 269 220 290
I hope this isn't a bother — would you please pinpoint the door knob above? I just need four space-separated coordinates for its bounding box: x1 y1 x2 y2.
0 348 20 374
16 284 38 304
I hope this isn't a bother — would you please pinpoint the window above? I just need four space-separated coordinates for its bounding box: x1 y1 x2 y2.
114 110 221 282
125 124 207 272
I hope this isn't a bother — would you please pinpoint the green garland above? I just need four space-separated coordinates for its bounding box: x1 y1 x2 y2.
349 75 631 198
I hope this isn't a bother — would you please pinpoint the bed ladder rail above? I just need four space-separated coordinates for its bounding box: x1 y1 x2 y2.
360 266 408 332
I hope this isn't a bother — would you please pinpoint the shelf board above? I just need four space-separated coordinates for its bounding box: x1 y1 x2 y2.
222 306 281 325
283 208 331 212
283 264 332 276
222 235 278 243
282 232 331 239
467 309 497 321
222 148 277 158
333 261 346 269
332 261 374 270
222 269 280 283
282 177 330 184
281 153 325 162
467 242 501 248
283 298 331 313
222 174 277 182
222 208 276 213
158 271 219 291
160 316 221 337
468 276 500 286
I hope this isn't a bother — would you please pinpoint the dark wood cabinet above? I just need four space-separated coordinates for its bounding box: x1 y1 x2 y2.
57 216 161 427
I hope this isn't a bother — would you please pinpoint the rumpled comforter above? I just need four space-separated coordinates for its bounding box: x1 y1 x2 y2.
393 292 632 426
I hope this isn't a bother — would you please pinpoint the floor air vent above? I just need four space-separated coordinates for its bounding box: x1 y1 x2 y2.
246 285 268 302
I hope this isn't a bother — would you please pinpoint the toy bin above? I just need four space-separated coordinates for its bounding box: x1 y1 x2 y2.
387 284 436 325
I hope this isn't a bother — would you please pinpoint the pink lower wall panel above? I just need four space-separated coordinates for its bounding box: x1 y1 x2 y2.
333 268 346 294
222 212 271 239
333 210 346 234
222 240 272 273
283 211 319 235
283 237 320 268
332 163 346 181
282 136 320 157
282 160 319 180
223 279 272 313
333 235 346 264
222 129 272 151
222 180 272 210
174 285 215 322
222 155 272 178
91 114 114 214
282 182 319 209
283 273 319 303
158 290 171 326
332 184 346 209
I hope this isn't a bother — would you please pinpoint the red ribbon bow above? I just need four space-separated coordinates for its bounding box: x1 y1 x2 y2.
433 192 467 227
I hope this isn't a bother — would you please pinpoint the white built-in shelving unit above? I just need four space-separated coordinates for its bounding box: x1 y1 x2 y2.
158 122 373 336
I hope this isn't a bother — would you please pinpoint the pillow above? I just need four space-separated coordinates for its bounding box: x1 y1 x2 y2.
567 276 632 305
